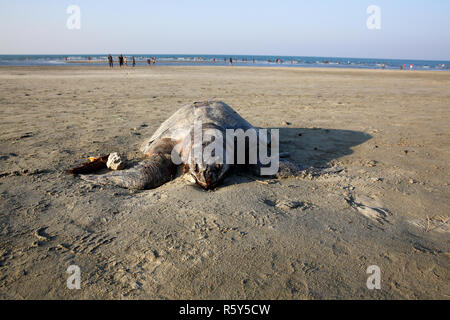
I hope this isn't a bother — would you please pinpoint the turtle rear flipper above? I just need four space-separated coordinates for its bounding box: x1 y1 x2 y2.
80 153 176 190
276 160 306 178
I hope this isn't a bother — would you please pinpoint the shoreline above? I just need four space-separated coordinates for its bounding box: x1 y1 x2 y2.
1 64 450 74
1 53 447 72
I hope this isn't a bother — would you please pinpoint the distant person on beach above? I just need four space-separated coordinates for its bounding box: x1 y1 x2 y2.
132 56 136 67
229 57 233 66
147 58 151 66
108 54 113 68
124 56 128 66
152 57 156 65
119 54 124 68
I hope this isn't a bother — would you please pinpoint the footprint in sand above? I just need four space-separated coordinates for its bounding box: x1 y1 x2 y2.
32 227 55 247
345 194 391 225
34 227 54 242
409 216 449 234
275 200 312 211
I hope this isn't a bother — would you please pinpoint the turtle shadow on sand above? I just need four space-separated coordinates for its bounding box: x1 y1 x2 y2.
277 127 371 168
221 127 372 187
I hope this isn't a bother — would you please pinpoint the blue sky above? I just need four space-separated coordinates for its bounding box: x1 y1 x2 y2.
0 0 449 60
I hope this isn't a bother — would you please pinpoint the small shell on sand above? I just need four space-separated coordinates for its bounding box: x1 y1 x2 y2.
107 152 126 170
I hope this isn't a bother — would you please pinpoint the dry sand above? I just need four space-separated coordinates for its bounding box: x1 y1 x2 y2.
0 66 449 299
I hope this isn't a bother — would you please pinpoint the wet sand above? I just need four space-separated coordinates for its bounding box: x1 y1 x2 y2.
0 66 449 299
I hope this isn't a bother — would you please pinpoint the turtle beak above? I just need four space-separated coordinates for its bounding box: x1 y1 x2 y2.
197 180 215 190
193 171 217 190
190 164 228 190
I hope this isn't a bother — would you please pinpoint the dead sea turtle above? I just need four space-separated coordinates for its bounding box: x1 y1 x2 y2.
78 101 302 190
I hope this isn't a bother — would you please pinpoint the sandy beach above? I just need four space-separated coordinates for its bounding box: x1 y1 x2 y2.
0 65 448 299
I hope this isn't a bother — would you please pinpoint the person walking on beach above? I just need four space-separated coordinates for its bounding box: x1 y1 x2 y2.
119 54 124 68
132 56 136 67
147 58 151 66
108 54 113 68
229 57 233 66
124 56 128 66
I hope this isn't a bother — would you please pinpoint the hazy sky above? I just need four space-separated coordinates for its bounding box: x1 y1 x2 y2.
1 0 449 60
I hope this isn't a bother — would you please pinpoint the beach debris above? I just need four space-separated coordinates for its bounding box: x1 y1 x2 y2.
107 152 126 170
67 154 109 174
281 121 291 126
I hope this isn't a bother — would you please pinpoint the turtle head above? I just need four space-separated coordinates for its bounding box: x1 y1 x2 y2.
188 161 230 190
181 122 232 189
185 128 231 189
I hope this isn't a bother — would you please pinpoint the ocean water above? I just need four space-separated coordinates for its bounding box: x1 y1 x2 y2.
0 54 448 70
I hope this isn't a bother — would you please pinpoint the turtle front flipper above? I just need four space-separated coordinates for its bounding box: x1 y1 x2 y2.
80 153 176 190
